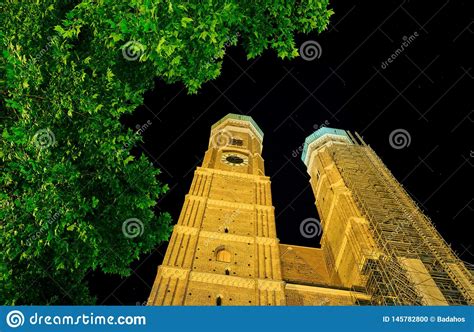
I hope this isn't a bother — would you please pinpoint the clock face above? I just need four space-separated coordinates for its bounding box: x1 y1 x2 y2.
221 152 249 166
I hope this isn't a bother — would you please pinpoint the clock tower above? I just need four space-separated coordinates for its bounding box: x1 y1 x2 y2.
148 114 286 305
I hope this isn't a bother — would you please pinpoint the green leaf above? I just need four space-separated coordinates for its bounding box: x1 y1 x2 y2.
123 155 134 165
181 17 193 28
91 197 99 208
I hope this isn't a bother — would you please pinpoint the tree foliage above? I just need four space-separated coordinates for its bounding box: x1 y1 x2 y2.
0 0 332 304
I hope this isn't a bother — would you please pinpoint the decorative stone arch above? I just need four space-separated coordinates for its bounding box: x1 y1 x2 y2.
215 245 232 263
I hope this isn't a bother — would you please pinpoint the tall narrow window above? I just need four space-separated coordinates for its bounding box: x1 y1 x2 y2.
216 296 222 306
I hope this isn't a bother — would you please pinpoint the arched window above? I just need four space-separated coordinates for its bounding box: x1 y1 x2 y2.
216 247 231 263
224 227 229 233
216 296 222 306
225 268 230 275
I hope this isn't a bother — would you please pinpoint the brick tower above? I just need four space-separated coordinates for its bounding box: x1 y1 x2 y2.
301 127 474 305
147 114 286 306
148 120 473 306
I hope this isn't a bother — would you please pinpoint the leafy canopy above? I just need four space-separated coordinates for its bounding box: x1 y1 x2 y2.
0 0 332 304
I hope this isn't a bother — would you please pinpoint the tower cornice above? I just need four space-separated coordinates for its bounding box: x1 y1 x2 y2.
211 113 264 142
302 127 353 167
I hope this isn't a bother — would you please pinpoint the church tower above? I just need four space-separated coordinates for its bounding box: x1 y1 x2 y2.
148 121 472 306
148 114 286 305
301 127 474 305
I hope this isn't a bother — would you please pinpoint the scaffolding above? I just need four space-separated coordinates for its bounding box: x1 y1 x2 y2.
328 134 473 305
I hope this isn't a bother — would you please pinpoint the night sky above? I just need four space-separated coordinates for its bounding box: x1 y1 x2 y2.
89 0 473 304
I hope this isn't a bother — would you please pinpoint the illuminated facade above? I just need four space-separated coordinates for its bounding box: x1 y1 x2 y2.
148 114 473 305
147 114 285 305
